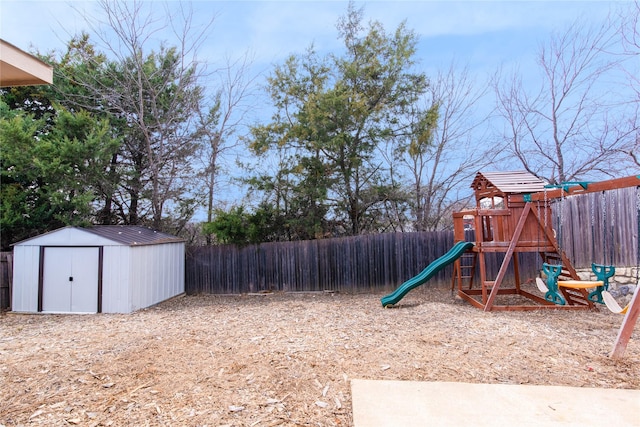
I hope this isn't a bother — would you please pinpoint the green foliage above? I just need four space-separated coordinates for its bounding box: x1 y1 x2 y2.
202 204 284 245
247 3 431 238
46 32 204 230
0 101 119 249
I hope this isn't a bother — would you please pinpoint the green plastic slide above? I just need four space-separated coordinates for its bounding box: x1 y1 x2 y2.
381 241 475 307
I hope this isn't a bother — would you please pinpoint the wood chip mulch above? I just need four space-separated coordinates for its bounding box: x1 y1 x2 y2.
1 286 638 426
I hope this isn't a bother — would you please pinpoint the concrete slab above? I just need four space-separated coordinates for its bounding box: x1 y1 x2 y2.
351 379 640 426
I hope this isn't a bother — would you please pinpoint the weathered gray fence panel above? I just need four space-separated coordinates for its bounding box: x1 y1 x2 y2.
186 189 639 295
1 252 12 310
558 187 638 268
185 231 540 294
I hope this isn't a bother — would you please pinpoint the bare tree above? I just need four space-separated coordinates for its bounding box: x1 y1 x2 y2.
68 0 215 231
620 1 640 77
618 0 640 168
394 62 494 231
195 52 259 244
493 16 636 183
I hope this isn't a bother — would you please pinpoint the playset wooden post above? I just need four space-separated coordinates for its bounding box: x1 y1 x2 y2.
610 287 640 359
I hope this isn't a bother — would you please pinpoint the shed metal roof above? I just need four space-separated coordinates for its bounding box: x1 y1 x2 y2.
83 226 185 246
471 171 547 195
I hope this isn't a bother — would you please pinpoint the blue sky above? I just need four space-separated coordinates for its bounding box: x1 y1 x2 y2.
0 1 621 125
0 0 630 214
1 1 618 73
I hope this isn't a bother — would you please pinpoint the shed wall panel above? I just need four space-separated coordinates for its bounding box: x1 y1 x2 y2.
130 243 184 311
11 245 40 312
101 246 132 313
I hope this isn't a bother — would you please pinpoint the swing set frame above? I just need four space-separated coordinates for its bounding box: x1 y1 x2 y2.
451 172 640 356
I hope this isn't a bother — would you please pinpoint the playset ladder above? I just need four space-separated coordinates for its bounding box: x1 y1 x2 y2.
451 251 477 291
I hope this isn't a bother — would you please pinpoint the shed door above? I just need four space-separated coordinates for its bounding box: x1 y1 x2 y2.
42 247 99 313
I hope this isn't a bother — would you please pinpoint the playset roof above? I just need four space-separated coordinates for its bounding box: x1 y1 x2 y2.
471 171 547 196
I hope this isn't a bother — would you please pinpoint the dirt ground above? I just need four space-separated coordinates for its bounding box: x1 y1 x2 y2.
1 286 639 427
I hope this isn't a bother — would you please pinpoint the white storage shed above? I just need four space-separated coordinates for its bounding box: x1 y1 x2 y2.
12 226 185 314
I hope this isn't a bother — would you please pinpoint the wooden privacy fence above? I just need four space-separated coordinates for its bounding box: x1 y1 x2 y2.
0 252 12 310
185 231 538 294
559 187 639 268
186 188 638 295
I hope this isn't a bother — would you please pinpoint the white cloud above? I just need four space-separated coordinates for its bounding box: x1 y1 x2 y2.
0 1 615 60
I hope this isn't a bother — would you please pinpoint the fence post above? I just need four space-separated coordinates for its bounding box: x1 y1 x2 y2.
0 252 13 311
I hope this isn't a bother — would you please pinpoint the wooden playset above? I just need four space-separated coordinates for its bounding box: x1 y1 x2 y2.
450 171 640 357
